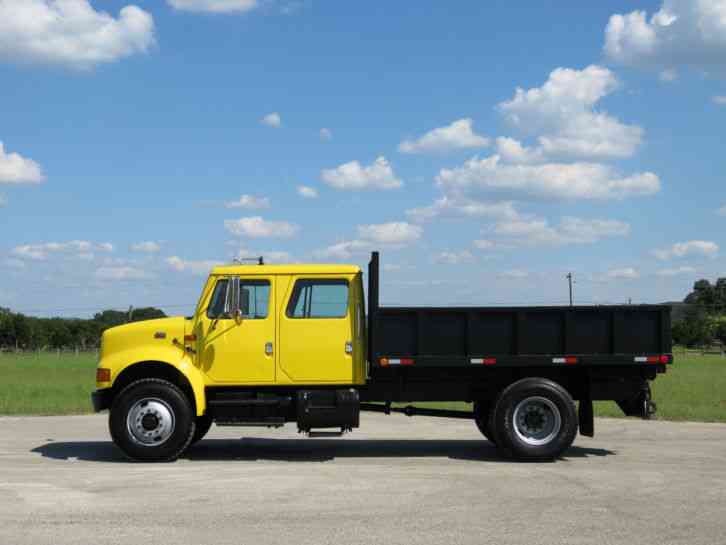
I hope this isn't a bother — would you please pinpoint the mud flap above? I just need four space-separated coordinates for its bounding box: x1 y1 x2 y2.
616 382 657 419
578 398 594 437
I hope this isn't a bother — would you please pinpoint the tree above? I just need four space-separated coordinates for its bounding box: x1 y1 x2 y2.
672 306 714 347
0 307 167 351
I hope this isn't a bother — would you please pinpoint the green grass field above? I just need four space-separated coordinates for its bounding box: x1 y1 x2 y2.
0 352 725 422
0 352 97 415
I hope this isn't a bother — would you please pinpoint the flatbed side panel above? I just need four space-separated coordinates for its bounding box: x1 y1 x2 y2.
372 305 672 367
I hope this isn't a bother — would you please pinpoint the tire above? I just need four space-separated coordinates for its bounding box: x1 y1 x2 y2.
489 377 577 461
109 378 196 462
473 401 496 445
190 415 213 445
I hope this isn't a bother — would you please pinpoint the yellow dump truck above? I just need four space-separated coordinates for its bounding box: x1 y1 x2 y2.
92 252 672 462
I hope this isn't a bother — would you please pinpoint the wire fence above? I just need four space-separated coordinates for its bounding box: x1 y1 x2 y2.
0 347 99 359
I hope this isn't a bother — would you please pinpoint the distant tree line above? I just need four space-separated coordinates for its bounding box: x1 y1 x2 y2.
671 278 726 347
0 307 166 351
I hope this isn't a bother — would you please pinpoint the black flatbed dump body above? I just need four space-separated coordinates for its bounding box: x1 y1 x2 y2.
363 252 672 407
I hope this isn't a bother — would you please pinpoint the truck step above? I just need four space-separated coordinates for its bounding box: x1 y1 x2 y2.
305 430 345 438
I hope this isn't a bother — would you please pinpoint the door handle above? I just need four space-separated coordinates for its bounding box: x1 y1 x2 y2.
345 341 353 355
265 342 273 355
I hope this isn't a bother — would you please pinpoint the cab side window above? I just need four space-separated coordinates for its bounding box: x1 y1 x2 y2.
240 281 270 319
287 279 349 319
207 278 271 319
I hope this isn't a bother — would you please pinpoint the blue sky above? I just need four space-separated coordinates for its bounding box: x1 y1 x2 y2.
1 0 725 317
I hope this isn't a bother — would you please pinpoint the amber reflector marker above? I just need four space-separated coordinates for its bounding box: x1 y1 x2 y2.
96 368 111 382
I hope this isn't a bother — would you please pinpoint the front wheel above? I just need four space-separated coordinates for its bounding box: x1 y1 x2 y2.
190 415 213 445
489 378 577 461
109 378 196 462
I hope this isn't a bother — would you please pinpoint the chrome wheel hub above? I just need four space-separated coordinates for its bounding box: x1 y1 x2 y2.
512 396 561 446
126 398 175 446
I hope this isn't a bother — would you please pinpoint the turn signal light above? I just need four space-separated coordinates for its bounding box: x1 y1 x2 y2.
96 368 111 382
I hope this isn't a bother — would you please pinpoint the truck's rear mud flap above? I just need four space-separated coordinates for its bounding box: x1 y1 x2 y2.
578 398 594 437
616 382 657 419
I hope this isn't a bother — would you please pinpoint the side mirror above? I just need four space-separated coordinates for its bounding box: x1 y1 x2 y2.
225 277 241 320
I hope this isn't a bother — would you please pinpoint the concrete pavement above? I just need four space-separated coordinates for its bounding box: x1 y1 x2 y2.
1 413 725 545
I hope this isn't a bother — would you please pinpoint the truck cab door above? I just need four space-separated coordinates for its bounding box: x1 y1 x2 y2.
279 276 355 384
196 275 276 384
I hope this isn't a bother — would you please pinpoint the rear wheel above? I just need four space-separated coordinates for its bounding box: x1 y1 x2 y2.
489 377 577 461
109 378 196 462
473 401 496 445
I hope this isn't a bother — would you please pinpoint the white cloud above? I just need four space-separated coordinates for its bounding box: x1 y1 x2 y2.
498 65 643 161
0 0 154 70
494 137 544 164
297 185 318 199
491 216 630 247
473 239 497 250
499 269 529 279
224 194 270 209
95 266 150 281
416 66 656 220
718 204 726 216
713 96 726 105
607 267 640 280
357 222 422 245
659 68 679 82
130 241 161 253
167 0 258 13
167 256 222 275
399 118 490 154
319 128 332 141
406 196 519 223
0 142 44 184
436 155 659 201
224 216 299 238
656 266 696 277
11 240 113 260
314 239 372 260
321 156 402 190
433 250 474 265
261 112 281 128
651 240 719 260
315 222 422 260
604 1 726 73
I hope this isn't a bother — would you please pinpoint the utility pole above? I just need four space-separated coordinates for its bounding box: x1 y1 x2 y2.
566 273 573 306
127 305 134 323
